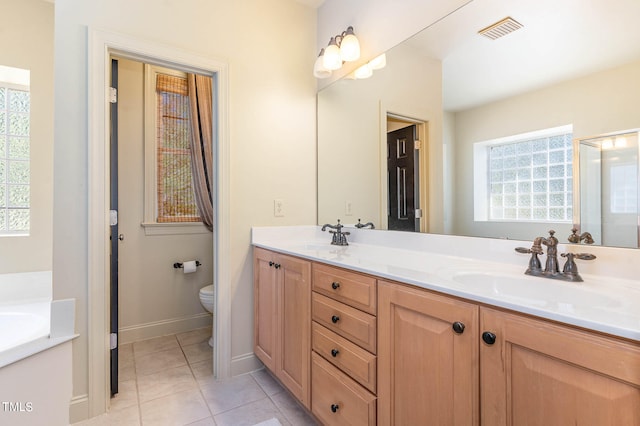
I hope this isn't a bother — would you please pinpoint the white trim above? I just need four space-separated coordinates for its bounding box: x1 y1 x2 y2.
140 221 210 236
118 312 212 345
88 28 231 419
68 394 89 424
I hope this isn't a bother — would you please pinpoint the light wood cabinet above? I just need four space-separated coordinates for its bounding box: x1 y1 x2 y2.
377 279 480 426
480 307 640 426
253 247 311 408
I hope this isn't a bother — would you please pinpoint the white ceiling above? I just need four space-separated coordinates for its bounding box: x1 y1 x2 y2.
407 0 640 111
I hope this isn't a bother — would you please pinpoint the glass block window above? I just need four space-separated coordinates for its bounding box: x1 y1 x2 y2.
0 85 30 234
488 132 573 222
155 73 199 223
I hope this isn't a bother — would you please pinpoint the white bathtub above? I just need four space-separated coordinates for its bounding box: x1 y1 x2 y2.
0 271 76 368
0 271 76 425
0 301 51 354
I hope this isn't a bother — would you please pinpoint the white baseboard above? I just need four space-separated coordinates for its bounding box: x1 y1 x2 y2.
69 394 89 424
118 313 212 344
230 352 262 376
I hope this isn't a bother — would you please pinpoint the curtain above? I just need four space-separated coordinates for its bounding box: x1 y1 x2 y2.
187 74 214 231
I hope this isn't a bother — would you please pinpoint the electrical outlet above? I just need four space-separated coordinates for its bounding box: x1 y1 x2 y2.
274 199 285 217
345 200 353 216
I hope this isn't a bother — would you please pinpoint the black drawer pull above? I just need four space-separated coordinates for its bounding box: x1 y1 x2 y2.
452 321 465 334
331 315 340 324
331 281 340 290
331 349 339 357
331 403 339 413
482 331 497 345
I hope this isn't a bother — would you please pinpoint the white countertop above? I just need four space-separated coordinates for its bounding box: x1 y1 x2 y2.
252 226 640 342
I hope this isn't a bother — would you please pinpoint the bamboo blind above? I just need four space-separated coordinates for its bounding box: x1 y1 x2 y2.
156 73 200 223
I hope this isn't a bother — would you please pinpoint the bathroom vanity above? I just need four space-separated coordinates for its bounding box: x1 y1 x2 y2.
252 226 640 425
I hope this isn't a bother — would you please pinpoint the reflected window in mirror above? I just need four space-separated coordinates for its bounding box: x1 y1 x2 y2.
474 125 573 223
0 65 30 235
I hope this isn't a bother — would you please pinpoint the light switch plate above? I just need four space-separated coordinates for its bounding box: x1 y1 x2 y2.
274 199 285 217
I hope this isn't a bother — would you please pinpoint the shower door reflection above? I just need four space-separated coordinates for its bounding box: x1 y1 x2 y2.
576 130 639 248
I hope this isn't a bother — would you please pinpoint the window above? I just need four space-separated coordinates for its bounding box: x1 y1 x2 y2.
143 65 206 235
474 125 573 223
155 73 199 223
0 66 30 235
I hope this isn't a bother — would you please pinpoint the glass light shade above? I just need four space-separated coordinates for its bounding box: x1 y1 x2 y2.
370 53 387 70
340 27 360 62
323 38 342 71
354 63 373 79
313 50 331 79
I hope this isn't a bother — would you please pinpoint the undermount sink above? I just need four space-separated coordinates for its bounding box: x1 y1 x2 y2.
451 271 624 311
284 241 342 252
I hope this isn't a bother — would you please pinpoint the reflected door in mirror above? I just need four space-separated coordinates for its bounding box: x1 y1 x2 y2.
388 125 420 232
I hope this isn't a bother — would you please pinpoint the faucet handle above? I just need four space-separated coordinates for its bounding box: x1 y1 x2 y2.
515 247 533 254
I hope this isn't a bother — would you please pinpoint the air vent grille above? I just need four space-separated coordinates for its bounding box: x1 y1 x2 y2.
478 17 523 40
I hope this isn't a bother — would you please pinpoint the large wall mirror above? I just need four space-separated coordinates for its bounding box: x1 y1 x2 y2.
317 0 640 248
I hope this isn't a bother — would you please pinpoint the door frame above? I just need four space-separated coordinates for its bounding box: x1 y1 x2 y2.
381 109 429 232
88 29 231 417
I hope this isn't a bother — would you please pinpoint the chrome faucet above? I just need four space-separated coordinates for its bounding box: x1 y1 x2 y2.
321 219 350 246
355 219 375 229
515 230 596 282
568 227 594 245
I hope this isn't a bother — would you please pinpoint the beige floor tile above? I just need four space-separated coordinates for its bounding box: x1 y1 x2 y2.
270 391 318 425
72 404 140 426
201 374 267 415
135 347 187 376
186 417 217 426
213 397 291 426
190 359 214 385
119 343 134 361
140 388 210 426
182 340 213 364
133 335 179 357
177 326 212 347
119 356 136 382
251 369 285 396
137 364 197 403
110 378 138 411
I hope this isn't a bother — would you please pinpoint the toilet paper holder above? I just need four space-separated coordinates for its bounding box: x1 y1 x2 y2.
173 261 202 269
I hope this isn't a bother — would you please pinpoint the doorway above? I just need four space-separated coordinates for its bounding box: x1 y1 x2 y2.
386 114 429 232
109 57 215 396
88 30 231 418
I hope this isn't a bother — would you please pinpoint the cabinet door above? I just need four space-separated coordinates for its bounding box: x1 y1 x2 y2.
277 253 311 407
480 307 640 426
378 280 479 426
253 247 278 371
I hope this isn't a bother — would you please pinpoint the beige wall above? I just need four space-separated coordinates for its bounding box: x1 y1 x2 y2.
0 0 53 273
53 0 317 420
451 60 640 241
116 59 213 343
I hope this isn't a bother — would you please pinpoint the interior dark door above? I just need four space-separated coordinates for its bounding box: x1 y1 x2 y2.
109 58 119 396
387 125 420 232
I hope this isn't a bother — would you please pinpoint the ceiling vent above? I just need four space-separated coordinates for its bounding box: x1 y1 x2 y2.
478 17 523 40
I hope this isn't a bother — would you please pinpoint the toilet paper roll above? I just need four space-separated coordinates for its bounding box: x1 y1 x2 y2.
183 261 197 274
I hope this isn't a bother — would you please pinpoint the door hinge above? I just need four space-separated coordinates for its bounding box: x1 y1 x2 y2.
415 208 423 218
109 87 117 104
110 209 118 226
414 140 421 150
110 333 118 350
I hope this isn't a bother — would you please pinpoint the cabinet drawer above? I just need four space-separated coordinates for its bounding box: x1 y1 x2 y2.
312 352 376 426
312 322 377 393
313 263 377 314
312 292 376 354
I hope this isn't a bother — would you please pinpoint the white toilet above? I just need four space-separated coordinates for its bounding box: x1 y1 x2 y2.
199 284 214 347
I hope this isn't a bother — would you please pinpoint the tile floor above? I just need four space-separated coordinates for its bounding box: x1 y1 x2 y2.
73 327 318 426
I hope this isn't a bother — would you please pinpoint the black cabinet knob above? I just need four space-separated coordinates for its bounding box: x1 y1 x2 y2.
330 403 340 413
482 331 497 345
274 263 281 269
452 321 465 334
331 349 339 357
268 261 274 267
331 315 340 324
331 281 340 290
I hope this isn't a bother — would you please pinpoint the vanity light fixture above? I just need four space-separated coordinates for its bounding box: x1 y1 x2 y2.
314 26 361 78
